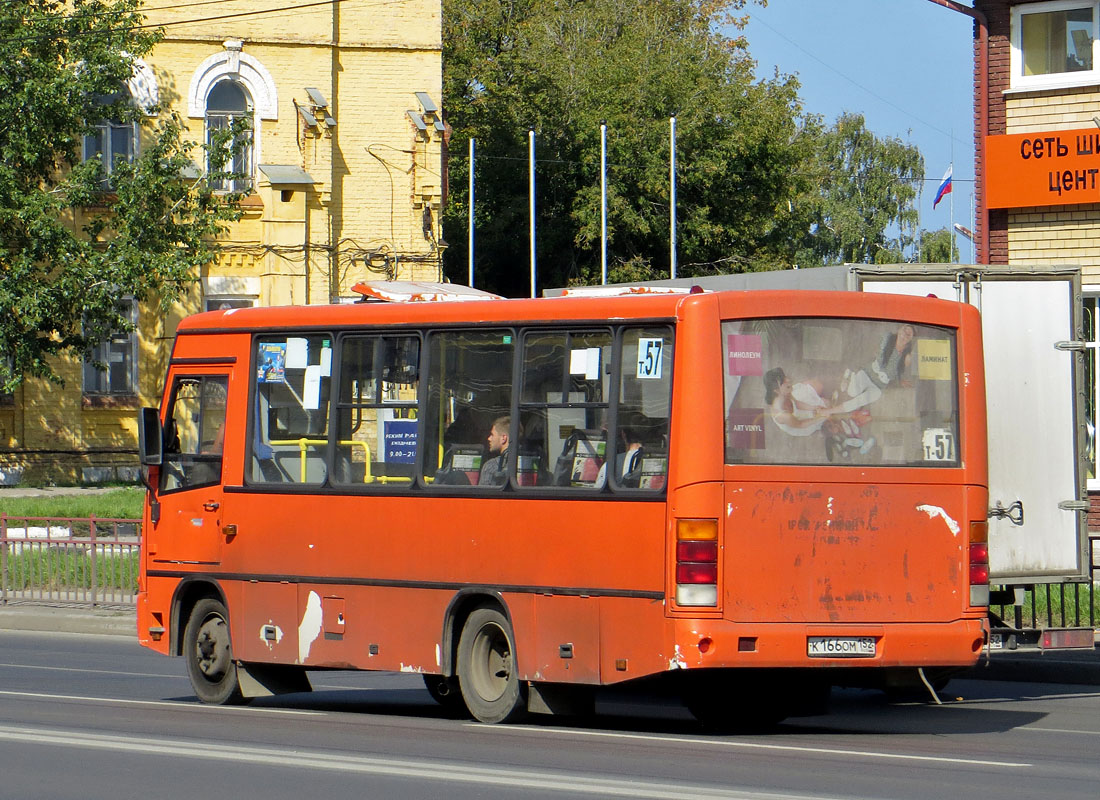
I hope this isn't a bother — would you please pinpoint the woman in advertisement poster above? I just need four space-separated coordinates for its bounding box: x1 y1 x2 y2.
764 368 871 456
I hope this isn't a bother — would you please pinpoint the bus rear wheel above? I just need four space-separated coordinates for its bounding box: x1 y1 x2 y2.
184 598 246 705
457 607 526 724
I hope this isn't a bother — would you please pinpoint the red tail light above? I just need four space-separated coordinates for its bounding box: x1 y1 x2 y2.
676 563 718 584
675 519 718 607
677 541 718 562
969 521 989 607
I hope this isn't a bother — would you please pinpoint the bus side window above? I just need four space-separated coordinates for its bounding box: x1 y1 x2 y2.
521 329 612 489
333 335 420 487
161 375 228 493
251 335 332 485
423 329 514 488
615 327 673 491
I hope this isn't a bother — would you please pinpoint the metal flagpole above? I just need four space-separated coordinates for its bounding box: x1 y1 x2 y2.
529 128 536 298
670 115 677 280
600 122 608 285
468 138 475 287
949 161 955 263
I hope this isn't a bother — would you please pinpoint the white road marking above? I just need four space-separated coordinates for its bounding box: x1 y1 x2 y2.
463 724 1032 769
0 723 843 800
0 690 321 715
0 662 177 679
1024 727 1100 736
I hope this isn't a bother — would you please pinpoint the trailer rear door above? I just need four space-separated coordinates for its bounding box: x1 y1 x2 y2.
864 273 1087 583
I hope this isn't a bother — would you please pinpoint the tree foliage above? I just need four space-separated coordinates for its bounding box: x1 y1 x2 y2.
441 0 813 295
0 0 242 391
918 227 961 264
792 112 923 268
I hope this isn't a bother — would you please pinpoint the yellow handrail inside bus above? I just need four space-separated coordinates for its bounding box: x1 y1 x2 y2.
267 438 412 485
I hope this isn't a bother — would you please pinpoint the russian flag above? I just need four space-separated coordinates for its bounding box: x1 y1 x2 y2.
933 165 953 209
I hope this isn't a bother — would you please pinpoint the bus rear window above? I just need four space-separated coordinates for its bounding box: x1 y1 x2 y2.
722 318 959 467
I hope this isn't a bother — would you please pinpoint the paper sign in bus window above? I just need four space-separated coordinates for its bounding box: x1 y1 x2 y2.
303 364 322 410
917 339 952 381
570 347 601 380
726 334 763 376
286 337 309 369
636 338 664 379
258 342 287 383
384 420 418 463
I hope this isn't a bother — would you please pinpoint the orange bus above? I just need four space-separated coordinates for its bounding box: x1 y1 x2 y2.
136 285 989 725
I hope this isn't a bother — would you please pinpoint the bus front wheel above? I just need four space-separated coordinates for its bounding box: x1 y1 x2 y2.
457 607 526 724
183 598 246 705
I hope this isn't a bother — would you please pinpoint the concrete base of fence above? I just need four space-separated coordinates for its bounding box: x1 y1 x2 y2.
0 604 135 637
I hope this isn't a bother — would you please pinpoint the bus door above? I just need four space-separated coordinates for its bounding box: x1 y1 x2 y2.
150 372 231 567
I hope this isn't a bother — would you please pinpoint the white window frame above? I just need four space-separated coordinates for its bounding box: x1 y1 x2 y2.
205 79 255 193
1011 1 1100 91
83 298 138 397
188 44 276 192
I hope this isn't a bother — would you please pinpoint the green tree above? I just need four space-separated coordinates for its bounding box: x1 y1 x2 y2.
918 228 961 263
0 0 242 392
793 112 923 267
442 0 811 296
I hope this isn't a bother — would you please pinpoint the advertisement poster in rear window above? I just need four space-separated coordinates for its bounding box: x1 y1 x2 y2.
722 318 958 467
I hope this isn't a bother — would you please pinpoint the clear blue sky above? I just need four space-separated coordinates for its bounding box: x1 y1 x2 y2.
738 0 978 259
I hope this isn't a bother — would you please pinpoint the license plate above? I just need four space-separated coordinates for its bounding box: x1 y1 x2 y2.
807 636 876 658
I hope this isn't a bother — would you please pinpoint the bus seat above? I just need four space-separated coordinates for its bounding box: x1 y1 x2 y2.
435 444 484 486
552 429 606 487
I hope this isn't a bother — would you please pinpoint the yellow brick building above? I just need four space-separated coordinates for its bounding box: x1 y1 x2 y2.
0 0 444 486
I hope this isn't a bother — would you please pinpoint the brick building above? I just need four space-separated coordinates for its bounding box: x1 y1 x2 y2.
969 0 1100 523
0 0 444 485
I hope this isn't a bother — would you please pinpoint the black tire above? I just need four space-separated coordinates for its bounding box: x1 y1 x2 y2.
456 607 526 724
423 674 468 716
183 597 246 705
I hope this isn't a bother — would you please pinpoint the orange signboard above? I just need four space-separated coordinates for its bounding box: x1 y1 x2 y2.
986 128 1100 209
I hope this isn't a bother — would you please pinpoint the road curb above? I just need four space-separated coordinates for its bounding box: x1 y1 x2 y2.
0 605 135 637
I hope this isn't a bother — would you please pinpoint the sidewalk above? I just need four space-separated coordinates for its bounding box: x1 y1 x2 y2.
0 486 131 499
0 603 136 637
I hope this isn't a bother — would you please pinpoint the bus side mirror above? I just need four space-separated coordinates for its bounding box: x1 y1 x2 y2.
138 407 163 466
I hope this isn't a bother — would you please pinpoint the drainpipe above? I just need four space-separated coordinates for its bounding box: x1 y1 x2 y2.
925 0 989 265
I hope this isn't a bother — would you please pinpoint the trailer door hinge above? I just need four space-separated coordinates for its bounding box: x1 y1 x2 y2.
1057 500 1090 512
1054 340 1086 352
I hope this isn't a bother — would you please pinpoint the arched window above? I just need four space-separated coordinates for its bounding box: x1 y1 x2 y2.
206 79 253 192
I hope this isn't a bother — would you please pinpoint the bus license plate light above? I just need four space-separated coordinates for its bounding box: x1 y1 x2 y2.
806 636 876 658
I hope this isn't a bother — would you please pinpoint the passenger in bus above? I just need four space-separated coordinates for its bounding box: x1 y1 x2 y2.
595 423 645 488
478 415 516 486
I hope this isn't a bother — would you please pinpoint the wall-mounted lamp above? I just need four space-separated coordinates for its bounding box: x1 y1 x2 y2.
304 87 336 127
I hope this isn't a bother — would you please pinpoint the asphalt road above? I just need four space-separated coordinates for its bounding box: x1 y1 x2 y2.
1 629 1099 800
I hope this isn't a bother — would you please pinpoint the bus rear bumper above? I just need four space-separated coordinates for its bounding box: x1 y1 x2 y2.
668 617 988 671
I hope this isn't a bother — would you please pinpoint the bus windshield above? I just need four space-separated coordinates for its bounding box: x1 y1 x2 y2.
723 317 959 467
